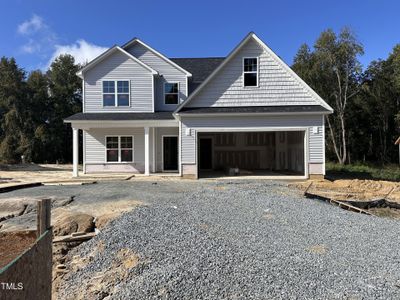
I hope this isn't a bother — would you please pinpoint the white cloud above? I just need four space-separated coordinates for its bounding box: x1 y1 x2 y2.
47 39 108 67
18 14 56 55
17 14 45 35
17 15 107 70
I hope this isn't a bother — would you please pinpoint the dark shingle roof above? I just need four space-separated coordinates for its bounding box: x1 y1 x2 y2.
179 105 330 114
65 112 175 121
171 57 225 94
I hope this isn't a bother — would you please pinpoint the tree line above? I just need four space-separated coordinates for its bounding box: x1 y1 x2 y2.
0 28 399 165
0 55 81 163
292 27 400 165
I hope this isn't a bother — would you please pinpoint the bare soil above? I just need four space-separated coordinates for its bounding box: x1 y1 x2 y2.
292 179 400 202
0 230 37 269
0 164 131 188
291 179 400 219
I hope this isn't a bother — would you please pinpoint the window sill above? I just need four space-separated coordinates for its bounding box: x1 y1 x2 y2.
243 85 260 89
102 106 131 108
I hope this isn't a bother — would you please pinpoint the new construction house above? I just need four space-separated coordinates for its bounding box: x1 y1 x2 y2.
65 32 333 179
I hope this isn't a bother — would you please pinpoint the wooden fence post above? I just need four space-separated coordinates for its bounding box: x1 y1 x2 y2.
37 198 51 237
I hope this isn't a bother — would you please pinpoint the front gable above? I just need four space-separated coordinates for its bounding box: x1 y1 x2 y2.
177 33 332 111
83 49 155 113
123 39 191 76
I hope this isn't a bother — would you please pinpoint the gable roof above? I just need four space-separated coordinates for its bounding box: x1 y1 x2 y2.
171 57 225 94
76 46 158 78
122 38 192 77
171 57 225 83
175 32 333 113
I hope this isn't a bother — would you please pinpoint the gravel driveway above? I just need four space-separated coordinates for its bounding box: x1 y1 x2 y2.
2 180 400 299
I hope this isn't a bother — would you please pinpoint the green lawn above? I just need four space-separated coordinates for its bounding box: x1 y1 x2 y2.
326 162 400 181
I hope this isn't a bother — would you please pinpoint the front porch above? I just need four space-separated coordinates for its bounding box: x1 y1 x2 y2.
69 118 179 177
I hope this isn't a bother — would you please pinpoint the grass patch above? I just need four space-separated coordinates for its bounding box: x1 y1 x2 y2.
326 162 400 181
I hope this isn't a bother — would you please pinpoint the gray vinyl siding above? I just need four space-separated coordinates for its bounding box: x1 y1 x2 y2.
187 38 320 108
125 43 188 111
83 51 153 113
180 115 323 164
84 128 145 164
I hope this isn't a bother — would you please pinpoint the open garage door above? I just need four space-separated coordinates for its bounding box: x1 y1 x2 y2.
197 131 305 178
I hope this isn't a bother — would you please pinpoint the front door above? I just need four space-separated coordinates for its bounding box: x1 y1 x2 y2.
199 138 213 170
163 136 178 171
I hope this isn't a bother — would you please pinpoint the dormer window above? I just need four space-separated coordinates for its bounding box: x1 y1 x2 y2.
103 80 130 107
164 82 179 105
243 58 258 87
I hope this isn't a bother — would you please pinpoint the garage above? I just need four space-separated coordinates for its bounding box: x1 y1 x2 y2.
197 130 306 178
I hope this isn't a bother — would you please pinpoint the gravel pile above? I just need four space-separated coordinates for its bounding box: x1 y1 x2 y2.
5 180 400 299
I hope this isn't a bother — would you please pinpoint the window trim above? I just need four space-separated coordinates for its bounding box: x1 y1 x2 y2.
102 80 131 107
163 82 180 105
242 57 259 87
105 135 134 163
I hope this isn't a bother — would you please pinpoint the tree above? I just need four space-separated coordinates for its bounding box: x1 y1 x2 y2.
293 27 364 164
25 70 51 162
46 54 82 163
0 57 27 163
358 46 400 164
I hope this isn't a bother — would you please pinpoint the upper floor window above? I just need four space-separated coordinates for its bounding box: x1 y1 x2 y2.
164 82 179 105
243 58 258 87
103 80 130 107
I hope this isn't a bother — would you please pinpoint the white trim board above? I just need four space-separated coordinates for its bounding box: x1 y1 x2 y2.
67 120 179 130
193 126 309 133
175 111 332 118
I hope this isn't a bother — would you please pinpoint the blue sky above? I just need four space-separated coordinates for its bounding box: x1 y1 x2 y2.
1 0 399 71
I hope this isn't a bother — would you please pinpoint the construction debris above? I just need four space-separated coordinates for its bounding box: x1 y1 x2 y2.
53 232 97 244
295 179 400 218
304 187 372 215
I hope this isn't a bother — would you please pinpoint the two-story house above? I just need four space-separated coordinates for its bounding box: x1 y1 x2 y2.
65 32 333 179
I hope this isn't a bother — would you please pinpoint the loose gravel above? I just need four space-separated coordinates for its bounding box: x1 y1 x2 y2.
3 180 400 299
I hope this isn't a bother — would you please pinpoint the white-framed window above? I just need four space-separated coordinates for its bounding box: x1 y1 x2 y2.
164 82 179 105
105 136 134 162
243 57 258 87
103 80 130 107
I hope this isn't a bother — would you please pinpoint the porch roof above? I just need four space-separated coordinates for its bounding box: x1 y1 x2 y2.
65 112 175 122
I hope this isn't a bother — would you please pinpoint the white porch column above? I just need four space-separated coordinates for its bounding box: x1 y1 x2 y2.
144 127 150 175
152 127 156 173
72 128 79 177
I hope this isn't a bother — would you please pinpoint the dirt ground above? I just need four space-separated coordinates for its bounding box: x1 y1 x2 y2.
0 230 37 269
292 179 400 202
0 164 133 188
